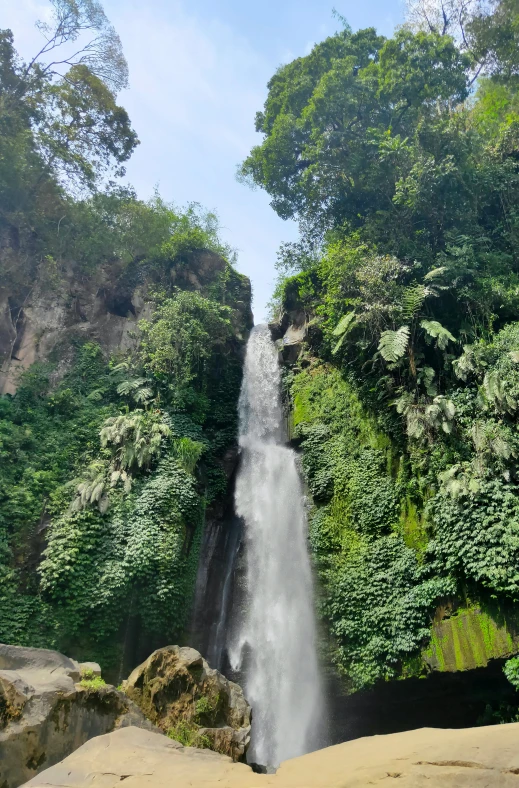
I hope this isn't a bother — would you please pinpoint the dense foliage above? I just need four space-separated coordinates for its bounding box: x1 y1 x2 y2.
0 281 245 674
0 3 248 677
248 0 519 688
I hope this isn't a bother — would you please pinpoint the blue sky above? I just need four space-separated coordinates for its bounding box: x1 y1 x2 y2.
5 0 404 321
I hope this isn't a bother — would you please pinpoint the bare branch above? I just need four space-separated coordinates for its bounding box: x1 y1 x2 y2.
25 0 128 93
403 0 494 82
441 4 449 35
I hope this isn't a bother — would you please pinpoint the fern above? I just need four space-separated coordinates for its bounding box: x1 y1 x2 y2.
100 411 171 472
420 319 456 350
378 325 410 363
482 370 517 413
133 387 154 404
423 266 448 281
110 469 132 492
71 461 109 513
425 396 456 434
395 392 455 440
438 464 481 498
332 311 356 337
402 285 427 320
417 366 437 396
452 345 478 381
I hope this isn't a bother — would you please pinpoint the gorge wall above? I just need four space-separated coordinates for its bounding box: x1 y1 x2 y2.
265 298 519 735
0 230 253 682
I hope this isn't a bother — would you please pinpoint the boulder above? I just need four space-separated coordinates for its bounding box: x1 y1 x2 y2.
0 643 159 788
122 645 251 761
21 720 519 787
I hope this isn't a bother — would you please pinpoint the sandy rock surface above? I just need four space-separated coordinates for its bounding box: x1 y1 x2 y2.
22 720 519 787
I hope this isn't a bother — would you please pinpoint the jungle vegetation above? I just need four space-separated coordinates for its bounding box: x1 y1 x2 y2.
242 0 519 690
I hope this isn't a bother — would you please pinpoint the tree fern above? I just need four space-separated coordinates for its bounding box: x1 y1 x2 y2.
116 378 147 396
116 378 154 404
378 325 410 363
100 411 171 472
452 345 478 381
71 461 109 513
396 392 455 440
482 370 517 413
471 422 513 460
438 464 481 498
425 396 456 434
133 387 154 404
423 266 448 281
420 319 456 350
402 284 427 320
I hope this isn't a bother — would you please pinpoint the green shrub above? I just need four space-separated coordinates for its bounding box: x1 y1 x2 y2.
167 720 211 749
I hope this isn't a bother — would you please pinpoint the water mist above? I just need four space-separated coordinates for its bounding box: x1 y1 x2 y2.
230 324 323 767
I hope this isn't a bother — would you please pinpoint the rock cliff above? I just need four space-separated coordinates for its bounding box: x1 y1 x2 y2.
0 250 252 395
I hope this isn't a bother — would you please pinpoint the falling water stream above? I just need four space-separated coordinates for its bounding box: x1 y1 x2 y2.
229 324 323 767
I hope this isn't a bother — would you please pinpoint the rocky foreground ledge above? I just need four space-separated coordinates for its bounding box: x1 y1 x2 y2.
0 643 251 788
22 720 519 787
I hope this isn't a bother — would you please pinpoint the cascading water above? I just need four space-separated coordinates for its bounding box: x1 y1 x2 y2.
230 324 323 767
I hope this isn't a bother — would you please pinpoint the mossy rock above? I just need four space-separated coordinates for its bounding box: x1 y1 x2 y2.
121 645 251 761
423 608 519 672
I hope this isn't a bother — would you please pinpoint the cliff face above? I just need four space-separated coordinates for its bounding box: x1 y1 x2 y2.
0 250 252 395
0 245 253 681
271 302 519 726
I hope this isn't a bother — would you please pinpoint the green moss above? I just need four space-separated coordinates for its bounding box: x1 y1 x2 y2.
292 364 388 452
80 676 106 690
423 608 519 672
398 497 429 557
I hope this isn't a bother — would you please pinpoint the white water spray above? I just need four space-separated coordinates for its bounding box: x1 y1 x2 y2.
230 325 323 766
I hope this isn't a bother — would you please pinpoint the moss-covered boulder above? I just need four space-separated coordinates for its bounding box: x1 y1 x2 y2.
122 645 251 761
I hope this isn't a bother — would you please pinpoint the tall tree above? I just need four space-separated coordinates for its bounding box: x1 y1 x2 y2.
239 28 469 235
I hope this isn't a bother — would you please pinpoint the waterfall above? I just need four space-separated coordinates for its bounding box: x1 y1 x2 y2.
230 324 323 767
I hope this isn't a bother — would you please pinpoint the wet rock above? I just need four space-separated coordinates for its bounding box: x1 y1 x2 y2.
122 645 251 761
0 644 158 788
